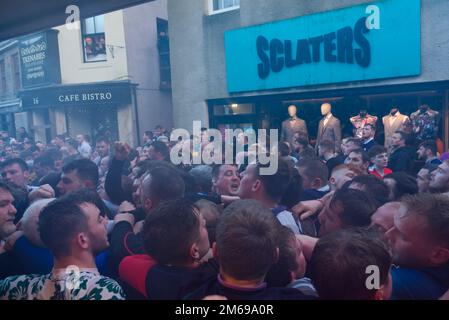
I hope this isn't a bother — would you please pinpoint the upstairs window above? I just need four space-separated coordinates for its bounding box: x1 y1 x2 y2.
208 0 240 14
157 18 171 91
0 60 6 96
12 53 21 92
81 15 107 62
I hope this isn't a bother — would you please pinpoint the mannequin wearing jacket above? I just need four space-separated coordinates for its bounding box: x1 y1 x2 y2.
316 103 341 153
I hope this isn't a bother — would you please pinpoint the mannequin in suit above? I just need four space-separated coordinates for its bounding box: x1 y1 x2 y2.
383 106 410 152
316 103 341 153
281 105 308 146
350 109 378 139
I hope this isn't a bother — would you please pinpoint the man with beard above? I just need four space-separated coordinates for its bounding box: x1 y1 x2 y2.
0 192 124 300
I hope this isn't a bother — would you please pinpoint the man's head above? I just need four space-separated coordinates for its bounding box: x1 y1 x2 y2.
39 190 109 258
95 137 110 158
329 164 357 191
33 156 55 178
76 134 85 144
295 137 310 153
195 199 222 247
391 131 406 148
238 158 291 204
280 168 304 210
278 142 291 157
370 202 401 234
212 164 240 196
383 172 418 201
154 125 164 136
288 105 297 118
57 159 99 196
344 174 390 208
148 141 169 161
310 228 392 300
66 139 79 153
429 160 449 193
21 198 55 247
417 163 439 193
318 188 376 237
139 165 185 214
0 158 29 188
296 158 328 190
386 194 449 268
321 103 331 116
143 130 154 143
0 183 17 240
143 199 210 267
341 138 362 156
265 225 306 287
362 124 376 141
345 149 370 174
99 156 110 177
417 140 437 161
318 140 335 158
35 141 45 152
368 146 388 169
214 200 279 282
53 135 65 148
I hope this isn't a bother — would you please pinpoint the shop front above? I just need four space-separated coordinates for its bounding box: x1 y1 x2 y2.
208 0 449 149
19 80 137 145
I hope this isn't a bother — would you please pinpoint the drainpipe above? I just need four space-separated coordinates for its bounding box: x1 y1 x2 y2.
132 84 141 147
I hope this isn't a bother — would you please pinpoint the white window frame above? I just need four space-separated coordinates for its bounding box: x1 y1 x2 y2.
206 0 240 15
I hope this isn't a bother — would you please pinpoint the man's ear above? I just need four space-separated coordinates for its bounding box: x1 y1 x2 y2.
190 243 200 261
212 242 218 258
76 233 90 250
373 282 391 301
373 288 384 300
24 170 30 179
363 162 370 171
273 247 280 264
252 179 262 192
429 247 449 265
143 198 153 213
84 180 94 189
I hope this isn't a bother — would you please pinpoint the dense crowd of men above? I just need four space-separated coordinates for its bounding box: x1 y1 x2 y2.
0 125 448 300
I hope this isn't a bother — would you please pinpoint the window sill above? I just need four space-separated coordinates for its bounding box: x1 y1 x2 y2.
207 6 240 16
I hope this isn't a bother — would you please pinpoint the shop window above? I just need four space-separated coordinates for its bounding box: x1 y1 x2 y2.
81 15 107 62
0 59 6 96
213 103 255 116
11 53 21 93
157 18 171 90
208 0 240 14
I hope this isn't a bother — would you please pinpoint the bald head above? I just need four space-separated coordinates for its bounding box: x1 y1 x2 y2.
21 198 55 247
370 202 401 234
288 105 297 117
321 103 331 116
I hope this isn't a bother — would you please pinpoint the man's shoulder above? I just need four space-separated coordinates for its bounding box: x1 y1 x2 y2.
410 110 419 118
0 274 46 299
350 115 360 122
391 265 449 300
78 272 125 300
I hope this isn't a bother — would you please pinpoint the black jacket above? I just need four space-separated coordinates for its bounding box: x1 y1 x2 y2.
388 146 416 175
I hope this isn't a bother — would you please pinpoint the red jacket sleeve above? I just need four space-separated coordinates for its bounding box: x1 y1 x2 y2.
119 254 157 299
